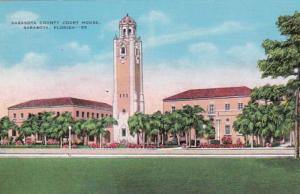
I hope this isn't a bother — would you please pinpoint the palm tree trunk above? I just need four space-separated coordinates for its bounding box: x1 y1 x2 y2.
84 135 88 146
176 134 180 146
295 86 300 158
60 137 63 148
290 130 294 146
44 135 47 145
188 130 191 147
194 136 197 147
161 133 164 145
143 132 146 148
185 132 188 146
251 133 254 148
99 134 102 148
157 134 160 147
137 131 140 145
271 137 274 144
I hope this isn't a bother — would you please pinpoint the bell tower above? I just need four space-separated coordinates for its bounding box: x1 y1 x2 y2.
113 14 144 143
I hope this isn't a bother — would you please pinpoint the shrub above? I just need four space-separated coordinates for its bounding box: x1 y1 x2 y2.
222 136 232 144
145 144 156 149
128 143 143 148
209 139 220 145
199 143 245 148
15 140 23 145
1 139 9 145
271 141 280 147
71 144 77 149
88 143 99 148
25 138 33 145
47 139 59 145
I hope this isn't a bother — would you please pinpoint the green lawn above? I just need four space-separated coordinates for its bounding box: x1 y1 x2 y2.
0 158 299 194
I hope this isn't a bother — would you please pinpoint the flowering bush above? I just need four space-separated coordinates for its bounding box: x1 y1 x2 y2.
47 139 60 145
25 138 33 145
222 136 232 144
88 143 99 148
199 143 244 148
104 143 120 148
71 144 77 149
1 139 9 145
15 140 23 145
236 138 243 145
145 144 156 149
128 143 143 148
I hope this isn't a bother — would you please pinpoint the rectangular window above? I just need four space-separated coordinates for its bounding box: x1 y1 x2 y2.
101 114 104 118
122 128 126 137
238 103 244 110
21 113 24 119
89 136 94 141
13 113 16 119
96 113 99 118
12 130 16 137
225 125 231 135
171 106 176 111
87 112 90 118
82 112 85 118
225 104 230 111
208 104 215 114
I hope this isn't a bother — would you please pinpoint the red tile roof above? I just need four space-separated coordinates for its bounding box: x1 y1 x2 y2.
8 97 112 110
163 86 251 101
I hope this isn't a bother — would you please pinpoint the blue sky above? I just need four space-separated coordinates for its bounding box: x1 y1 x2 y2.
0 0 299 114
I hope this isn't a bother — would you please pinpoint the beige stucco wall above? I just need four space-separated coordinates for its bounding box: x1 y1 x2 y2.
163 96 250 144
7 105 113 143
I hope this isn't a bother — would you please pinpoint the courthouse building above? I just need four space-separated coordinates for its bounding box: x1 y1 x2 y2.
163 86 251 144
8 97 113 144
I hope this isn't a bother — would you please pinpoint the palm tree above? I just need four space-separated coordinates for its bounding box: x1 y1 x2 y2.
128 112 149 147
39 112 55 145
167 110 185 146
89 117 117 148
19 114 39 141
0 116 17 143
149 111 164 146
101 116 117 147
234 103 260 148
74 119 89 145
181 105 206 147
52 112 74 148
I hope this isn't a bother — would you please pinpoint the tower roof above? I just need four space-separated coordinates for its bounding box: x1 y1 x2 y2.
119 14 136 25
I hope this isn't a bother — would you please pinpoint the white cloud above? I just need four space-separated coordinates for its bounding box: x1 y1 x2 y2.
226 42 265 65
6 11 39 22
61 41 91 55
189 42 218 55
0 52 113 117
144 61 286 114
19 52 48 68
139 10 170 24
145 21 244 48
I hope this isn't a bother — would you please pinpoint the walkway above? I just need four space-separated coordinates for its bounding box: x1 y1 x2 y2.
0 148 295 158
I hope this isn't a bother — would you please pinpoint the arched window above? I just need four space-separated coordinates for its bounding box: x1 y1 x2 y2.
123 28 126 36
121 46 126 55
128 28 132 35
